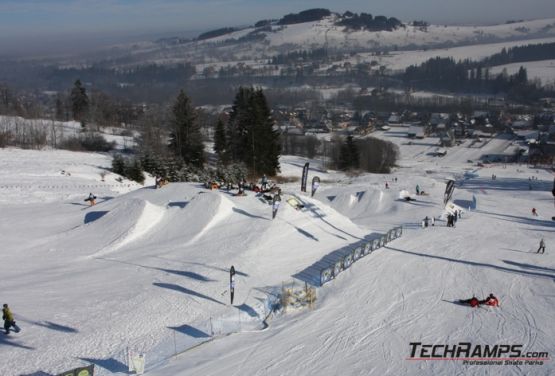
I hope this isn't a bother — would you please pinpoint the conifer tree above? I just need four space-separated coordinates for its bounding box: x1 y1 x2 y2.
213 118 227 163
126 159 145 184
112 154 126 176
227 87 280 176
339 135 359 170
70 79 89 124
168 90 204 167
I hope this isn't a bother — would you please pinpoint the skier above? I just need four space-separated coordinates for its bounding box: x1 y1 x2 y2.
85 192 96 206
229 266 236 305
537 238 546 254
480 293 500 307
416 185 420 195
532 208 538 216
2 304 16 334
459 296 480 308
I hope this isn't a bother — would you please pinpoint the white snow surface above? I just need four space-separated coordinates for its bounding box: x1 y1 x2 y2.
1 137 554 375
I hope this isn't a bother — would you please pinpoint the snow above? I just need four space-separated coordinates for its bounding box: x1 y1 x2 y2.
1 133 554 375
489 59 555 86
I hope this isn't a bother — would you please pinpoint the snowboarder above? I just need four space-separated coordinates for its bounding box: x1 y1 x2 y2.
311 177 320 197
229 266 236 305
85 193 96 206
423 216 429 228
416 185 420 195
480 293 500 307
261 175 268 191
272 194 281 219
537 238 546 254
532 208 538 216
459 296 480 308
2 304 17 334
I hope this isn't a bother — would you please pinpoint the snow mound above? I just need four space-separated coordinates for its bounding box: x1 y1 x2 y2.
93 199 165 256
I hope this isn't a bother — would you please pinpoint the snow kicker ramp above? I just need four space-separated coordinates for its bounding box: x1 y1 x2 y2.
324 186 398 220
130 190 234 250
48 198 166 257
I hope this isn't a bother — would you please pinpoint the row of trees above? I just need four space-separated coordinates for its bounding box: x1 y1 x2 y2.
482 42 555 67
132 86 281 185
336 13 403 31
402 57 552 102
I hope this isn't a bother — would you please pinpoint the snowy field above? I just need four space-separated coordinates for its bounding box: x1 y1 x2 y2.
0 131 554 375
489 59 555 86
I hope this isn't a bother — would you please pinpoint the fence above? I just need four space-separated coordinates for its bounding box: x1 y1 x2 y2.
77 289 280 376
318 226 403 286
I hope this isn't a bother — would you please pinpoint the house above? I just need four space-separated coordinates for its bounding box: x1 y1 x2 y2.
514 130 539 143
430 113 449 126
408 125 425 139
387 113 401 125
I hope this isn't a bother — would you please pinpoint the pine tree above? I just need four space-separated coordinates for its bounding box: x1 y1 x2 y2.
339 135 359 170
126 159 145 184
112 154 126 175
70 80 89 124
227 87 280 176
168 90 205 167
213 118 228 163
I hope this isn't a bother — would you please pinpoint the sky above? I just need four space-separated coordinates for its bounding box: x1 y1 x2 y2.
1 0 555 56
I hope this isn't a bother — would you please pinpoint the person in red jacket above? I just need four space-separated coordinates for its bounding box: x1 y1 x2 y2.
459 296 480 307
481 293 499 307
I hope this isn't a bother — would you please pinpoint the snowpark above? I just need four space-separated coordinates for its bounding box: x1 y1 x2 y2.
1 135 554 375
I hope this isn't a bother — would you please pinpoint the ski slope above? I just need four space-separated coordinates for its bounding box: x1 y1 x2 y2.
0 140 554 375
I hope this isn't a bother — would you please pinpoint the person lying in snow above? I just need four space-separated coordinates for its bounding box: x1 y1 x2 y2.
459 296 481 307
459 294 500 308
480 293 500 307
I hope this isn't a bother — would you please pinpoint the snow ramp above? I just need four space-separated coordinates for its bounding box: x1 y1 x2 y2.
44 198 165 257
127 190 234 249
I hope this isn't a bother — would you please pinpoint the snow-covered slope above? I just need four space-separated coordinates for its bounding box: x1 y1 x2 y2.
101 16 555 68
0 140 554 375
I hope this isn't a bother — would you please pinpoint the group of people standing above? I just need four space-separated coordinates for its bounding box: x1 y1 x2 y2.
446 210 461 227
421 210 461 228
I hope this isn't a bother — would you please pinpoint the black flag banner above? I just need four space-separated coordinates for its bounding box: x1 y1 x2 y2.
57 364 94 376
301 162 309 192
444 179 455 205
552 178 555 197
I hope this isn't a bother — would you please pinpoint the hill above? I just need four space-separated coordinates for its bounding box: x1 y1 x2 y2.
0 131 554 375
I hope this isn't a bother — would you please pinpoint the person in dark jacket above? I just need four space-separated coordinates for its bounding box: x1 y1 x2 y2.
459 296 480 307
2 304 16 334
537 238 545 254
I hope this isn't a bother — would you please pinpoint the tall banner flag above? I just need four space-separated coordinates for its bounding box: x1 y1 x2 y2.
444 179 455 205
552 178 555 197
301 162 309 192
311 176 321 197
